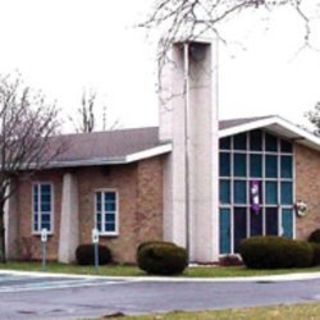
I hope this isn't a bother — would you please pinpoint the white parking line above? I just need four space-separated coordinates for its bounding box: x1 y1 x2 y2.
0 279 133 293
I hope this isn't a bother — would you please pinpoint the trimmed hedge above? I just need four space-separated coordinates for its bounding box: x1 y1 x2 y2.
137 241 188 275
309 229 320 244
239 236 313 269
75 244 112 265
137 240 177 254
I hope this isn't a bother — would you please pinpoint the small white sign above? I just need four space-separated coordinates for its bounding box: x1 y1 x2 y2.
41 228 48 243
92 228 99 244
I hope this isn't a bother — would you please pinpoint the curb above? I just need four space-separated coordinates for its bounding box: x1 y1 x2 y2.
1 269 320 283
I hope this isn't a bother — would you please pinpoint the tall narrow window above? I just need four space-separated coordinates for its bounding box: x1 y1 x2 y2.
95 190 118 235
33 183 53 233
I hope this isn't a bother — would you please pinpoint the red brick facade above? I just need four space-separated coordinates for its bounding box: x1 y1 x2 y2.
295 144 320 240
12 156 164 263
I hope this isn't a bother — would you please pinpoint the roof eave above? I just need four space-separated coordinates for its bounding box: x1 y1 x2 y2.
45 143 173 169
219 116 320 152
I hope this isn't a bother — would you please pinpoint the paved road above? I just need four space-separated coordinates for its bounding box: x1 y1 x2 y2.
0 273 320 319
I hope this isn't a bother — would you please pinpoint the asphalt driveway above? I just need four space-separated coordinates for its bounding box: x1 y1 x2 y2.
0 272 320 319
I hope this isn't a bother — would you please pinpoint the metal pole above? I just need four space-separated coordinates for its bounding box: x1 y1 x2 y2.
94 242 99 273
42 241 47 272
183 42 190 260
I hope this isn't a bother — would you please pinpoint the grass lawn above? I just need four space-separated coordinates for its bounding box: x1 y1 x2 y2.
1 262 320 278
99 303 320 320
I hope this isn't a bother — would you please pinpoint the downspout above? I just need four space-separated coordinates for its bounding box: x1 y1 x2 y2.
183 42 190 260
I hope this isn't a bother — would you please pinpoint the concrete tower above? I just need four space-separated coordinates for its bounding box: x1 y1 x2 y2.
160 39 219 262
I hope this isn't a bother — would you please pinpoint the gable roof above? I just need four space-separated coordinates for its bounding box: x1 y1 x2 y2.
47 115 320 168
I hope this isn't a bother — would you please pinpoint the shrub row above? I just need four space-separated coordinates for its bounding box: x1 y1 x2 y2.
75 240 188 275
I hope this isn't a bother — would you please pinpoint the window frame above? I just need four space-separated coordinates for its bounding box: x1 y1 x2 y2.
94 188 119 236
32 182 54 235
219 130 296 255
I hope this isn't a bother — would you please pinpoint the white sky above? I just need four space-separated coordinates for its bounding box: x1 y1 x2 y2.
0 0 320 132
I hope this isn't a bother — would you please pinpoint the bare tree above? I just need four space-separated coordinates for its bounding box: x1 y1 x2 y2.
77 90 96 133
305 102 320 136
71 89 120 133
0 74 64 262
141 0 315 70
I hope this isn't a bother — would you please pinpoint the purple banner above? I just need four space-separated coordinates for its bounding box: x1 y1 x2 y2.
250 180 261 214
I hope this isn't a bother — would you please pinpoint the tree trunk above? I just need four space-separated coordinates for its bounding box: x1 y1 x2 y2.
0 209 6 263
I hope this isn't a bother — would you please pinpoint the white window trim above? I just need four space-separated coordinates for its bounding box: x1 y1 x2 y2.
94 189 119 236
32 182 54 235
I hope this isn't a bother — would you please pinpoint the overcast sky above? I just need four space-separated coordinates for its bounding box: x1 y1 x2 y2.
1 0 320 132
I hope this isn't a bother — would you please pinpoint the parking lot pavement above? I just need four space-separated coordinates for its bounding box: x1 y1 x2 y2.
1 272 320 320
0 272 129 293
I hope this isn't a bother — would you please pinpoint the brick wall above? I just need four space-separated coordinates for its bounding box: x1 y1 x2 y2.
296 144 320 240
12 156 164 263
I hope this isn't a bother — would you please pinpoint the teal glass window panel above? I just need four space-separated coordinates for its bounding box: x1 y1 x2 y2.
234 207 247 253
34 214 39 231
96 192 102 212
281 156 293 179
106 214 115 222
105 223 116 232
219 208 231 254
282 209 293 239
105 202 116 212
281 139 293 153
41 203 51 212
234 153 246 177
234 180 247 204
41 184 51 194
250 209 263 236
265 155 278 178
265 133 278 152
234 133 247 150
266 207 278 236
266 181 278 204
105 192 116 201
220 180 230 204
220 137 231 150
250 130 263 151
281 182 293 205
219 153 231 177
250 154 262 177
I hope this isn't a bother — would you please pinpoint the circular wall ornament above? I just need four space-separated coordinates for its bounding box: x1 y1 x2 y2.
295 200 307 217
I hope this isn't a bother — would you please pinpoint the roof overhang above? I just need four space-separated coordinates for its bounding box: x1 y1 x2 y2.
46 143 172 169
219 116 320 152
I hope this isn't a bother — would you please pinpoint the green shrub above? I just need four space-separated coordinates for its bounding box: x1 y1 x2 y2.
137 240 177 254
311 243 320 266
309 229 320 244
239 236 313 269
137 242 188 275
75 244 112 265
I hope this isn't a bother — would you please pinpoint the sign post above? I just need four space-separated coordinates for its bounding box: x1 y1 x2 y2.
41 228 48 272
92 228 99 273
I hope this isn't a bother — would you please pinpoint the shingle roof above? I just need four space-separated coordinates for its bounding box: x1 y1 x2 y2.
50 115 276 167
54 126 161 163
